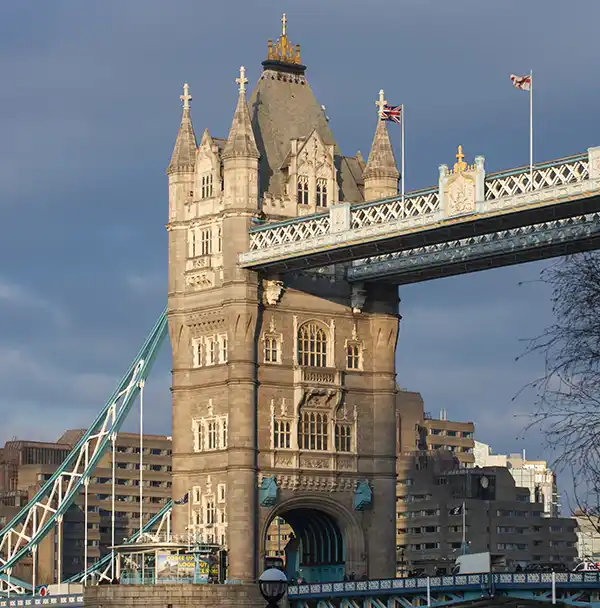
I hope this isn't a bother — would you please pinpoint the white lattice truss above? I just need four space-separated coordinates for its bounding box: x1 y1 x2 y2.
349 212 600 280
0 362 146 594
245 154 591 256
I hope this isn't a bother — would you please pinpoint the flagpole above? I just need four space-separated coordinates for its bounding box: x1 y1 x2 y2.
188 491 191 548
401 104 405 202
462 501 466 553
529 69 533 190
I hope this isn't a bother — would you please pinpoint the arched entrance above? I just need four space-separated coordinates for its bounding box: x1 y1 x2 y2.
262 497 365 584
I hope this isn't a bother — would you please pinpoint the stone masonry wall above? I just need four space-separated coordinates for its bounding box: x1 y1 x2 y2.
84 583 265 608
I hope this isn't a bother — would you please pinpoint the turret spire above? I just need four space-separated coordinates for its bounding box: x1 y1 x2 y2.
223 66 259 160
167 82 197 174
363 89 399 200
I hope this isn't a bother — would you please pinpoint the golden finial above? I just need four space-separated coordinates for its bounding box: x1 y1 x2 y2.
454 145 467 173
266 13 302 65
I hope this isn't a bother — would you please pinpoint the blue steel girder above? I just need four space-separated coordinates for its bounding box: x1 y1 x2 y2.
289 573 600 607
239 150 600 277
348 208 600 284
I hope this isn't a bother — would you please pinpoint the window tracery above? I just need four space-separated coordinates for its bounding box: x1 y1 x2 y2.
297 322 328 367
190 477 227 546
192 333 228 367
345 324 364 371
192 405 228 452
297 176 309 205
316 179 328 207
263 317 283 364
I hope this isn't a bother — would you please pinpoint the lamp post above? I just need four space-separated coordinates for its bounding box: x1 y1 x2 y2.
258 568 288 608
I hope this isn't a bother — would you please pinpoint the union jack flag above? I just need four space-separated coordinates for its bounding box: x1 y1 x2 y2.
380 104 402 124
510 73 531 92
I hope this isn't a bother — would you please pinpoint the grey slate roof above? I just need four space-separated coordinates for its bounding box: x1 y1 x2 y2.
167 107 197 174
364 118 399 180
248 69 364 202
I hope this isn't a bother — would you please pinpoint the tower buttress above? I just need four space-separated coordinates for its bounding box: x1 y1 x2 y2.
167 83 197 297
222 65 260 281
364 89 399 201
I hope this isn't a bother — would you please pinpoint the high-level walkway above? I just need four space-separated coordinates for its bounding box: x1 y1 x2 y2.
240 148 600 284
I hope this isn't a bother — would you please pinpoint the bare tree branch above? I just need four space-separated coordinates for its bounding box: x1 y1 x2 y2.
518 253 600 532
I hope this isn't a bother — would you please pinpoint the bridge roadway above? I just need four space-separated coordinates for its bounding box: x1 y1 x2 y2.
288 572 600 607
239 148 600 284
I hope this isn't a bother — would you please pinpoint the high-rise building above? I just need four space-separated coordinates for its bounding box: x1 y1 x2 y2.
574 512 600 560
474 442 559 517
395 393 577 573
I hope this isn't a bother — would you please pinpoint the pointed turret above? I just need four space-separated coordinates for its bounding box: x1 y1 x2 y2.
223 66 259 160
363 89 399 201
167 83 197 174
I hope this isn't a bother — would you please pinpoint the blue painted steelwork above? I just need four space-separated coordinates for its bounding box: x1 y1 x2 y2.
259 477 278 506
63 499 173 584
352 482 372 511
348 211 600 284
289 573 600 607
0 311 168 585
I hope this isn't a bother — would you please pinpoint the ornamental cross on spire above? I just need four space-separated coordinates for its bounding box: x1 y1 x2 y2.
281 13 287 36
375 89 387 116
236 66 248 94
454 144 467 173
180 83 192 110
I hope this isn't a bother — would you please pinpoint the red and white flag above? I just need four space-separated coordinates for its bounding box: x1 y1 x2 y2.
510 73 531 91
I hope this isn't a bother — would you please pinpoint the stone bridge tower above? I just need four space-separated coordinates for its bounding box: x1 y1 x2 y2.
166 15 400 583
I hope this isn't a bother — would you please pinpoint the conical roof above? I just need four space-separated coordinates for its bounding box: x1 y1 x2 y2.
364 118 399 180
167 83 197 174
223 81 259 160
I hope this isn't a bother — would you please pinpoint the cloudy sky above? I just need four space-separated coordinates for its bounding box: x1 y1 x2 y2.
0 0 598 511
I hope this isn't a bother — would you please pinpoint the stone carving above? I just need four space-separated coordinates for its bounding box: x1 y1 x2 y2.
446 173 476 216
300 455 330 469
264 279 285 306
274 454 294 468
336 457 355 471
186 314 226 333
186 271 214 290
351 283 367 313
271 474 357 493
299 388 338 410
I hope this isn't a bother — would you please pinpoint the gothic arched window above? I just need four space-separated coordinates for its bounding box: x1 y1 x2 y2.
297 176 309 205
297 322 328 367
316 179 328 207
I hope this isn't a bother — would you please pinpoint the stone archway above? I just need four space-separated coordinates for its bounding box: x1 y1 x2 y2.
261 494 366 583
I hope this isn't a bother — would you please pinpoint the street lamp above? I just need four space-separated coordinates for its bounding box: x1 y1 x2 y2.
258 568 288 608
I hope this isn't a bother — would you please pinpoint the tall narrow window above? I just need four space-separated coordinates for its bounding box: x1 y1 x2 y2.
217 225 222 253
219 334 228 363
297 177 309 205
299 412 328 451
206 337 217 366
298 323 328 367
190 230 197 257
220 418 228 448
335 424 352 452
200 174 214 199
207 421 218 450
205 500 216 525
200 228 212 256
316 180 328 207
265 336 279 363
346 344 360 370
274 421 291 449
